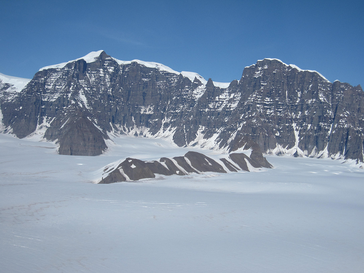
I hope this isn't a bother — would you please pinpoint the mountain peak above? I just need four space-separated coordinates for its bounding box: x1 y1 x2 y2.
80 50 106 63
39 50 107 71
246 58 331 83
0 72 31 92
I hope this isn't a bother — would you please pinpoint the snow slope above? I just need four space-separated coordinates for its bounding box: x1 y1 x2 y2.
1 134 364 273
0 72 31 92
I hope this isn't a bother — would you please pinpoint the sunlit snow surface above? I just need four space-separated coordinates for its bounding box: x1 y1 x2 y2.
1 134 364 273
0 73 30 92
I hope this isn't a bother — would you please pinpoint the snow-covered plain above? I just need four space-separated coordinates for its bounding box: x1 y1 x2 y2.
1 133 364 273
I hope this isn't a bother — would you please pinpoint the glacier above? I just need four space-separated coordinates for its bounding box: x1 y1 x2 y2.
1 133 364 273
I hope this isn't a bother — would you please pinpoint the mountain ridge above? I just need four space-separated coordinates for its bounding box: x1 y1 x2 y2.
38 50 229 88
0 51 363 163
98 150 272 184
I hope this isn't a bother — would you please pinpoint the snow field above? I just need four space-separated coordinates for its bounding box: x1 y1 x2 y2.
0 72 31 92
0 134 364 273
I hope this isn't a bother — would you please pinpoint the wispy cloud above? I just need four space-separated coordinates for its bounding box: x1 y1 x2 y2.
91 25 145 47
66 20 146 47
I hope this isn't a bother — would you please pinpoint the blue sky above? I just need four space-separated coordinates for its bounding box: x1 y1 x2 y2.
1 0 363 86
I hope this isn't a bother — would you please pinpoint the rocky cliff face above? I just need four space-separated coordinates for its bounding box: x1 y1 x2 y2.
240 60 364 162
1 51 363 162
0 73 30 131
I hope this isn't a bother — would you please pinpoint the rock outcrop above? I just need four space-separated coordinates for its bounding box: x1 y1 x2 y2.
99 150 272 184
56 113 108 156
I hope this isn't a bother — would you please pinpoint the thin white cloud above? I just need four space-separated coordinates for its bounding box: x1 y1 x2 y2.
68 20 146 47
92 26 145 46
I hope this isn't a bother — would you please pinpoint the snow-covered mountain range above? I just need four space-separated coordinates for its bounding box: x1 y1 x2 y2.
0 50 363 163
1 52 364 272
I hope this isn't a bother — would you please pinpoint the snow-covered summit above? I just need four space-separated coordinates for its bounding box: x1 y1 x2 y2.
81 50 105 63
114 56 230 88
39 50 230 88
39 50 105 71
246 58 330 83
0 72 31 92
114 57 178 75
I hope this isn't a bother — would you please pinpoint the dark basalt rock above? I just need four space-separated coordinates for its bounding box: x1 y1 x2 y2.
172 156 199 174
57 114 107 156
184 151 226 173
220 158 239 172
229 148 272 172
145 161 174 176
120 158 155 181
249 144 273 168
99 168 126 184
99 150 272 184
229 153 251 172
159 158 186 175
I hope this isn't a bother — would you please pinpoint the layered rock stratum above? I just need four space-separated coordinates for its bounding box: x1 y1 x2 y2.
0 51 363 163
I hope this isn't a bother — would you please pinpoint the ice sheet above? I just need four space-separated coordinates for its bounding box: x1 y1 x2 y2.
0 134 363 273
